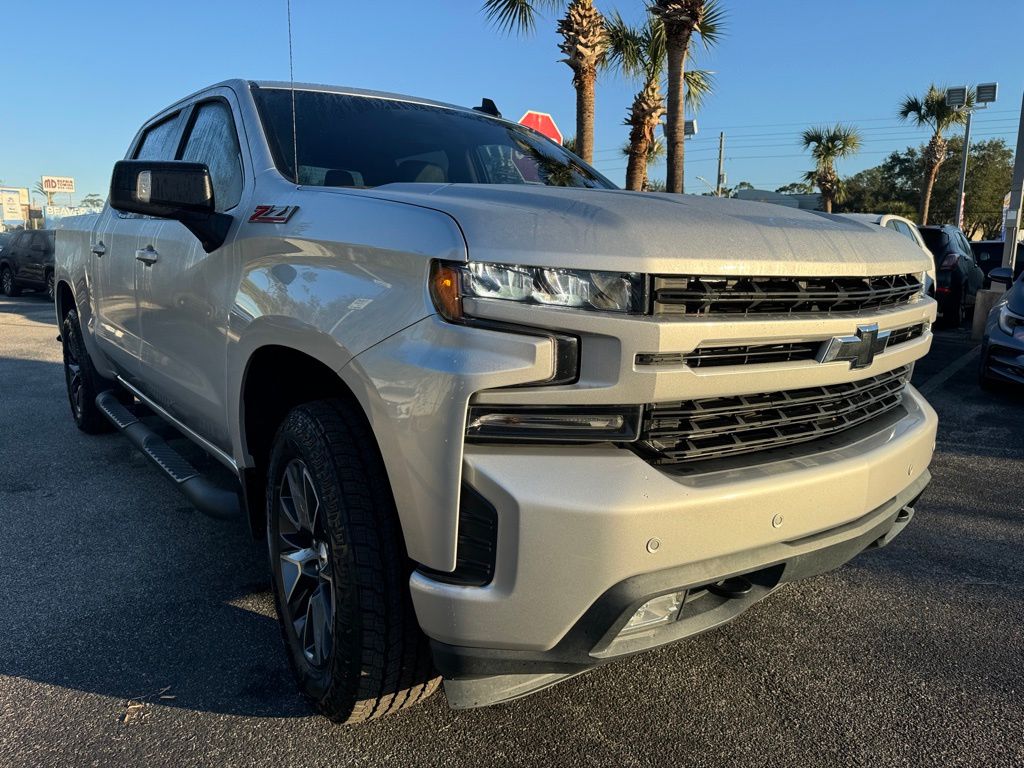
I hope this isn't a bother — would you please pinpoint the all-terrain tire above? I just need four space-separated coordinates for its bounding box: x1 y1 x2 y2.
267 399 440 723
61 308 115 434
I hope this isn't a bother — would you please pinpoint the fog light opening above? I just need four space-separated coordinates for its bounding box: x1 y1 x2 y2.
621 591 686 635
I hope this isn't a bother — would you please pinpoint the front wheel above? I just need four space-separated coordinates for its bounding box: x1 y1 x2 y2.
267 400 440 723
1 266 20 297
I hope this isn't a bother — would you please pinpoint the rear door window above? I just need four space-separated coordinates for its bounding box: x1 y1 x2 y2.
134 113 183 160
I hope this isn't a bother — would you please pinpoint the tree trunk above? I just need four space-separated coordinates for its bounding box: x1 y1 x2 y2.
664 31 692 194
919 160 941 226
625 124 650 192
823 196 833 214
575 66 597 164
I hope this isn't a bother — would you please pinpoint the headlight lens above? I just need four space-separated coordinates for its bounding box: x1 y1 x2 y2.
997 304 1024 336
432 261 644 320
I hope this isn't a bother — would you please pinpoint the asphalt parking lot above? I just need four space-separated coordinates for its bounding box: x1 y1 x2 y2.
1 293 1021 768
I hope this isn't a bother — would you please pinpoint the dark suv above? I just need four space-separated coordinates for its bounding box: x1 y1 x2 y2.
0 229 56 300
969 240 1024 284
917 225 984 326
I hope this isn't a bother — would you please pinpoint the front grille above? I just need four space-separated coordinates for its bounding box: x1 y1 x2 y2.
637 322 927 369
635 366 910 465
652 274 921 316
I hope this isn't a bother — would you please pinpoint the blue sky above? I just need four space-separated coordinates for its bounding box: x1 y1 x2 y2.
1 0 1022 203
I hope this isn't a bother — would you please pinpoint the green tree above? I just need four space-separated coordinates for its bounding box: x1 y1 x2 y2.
775 181 815 195
800 124 862 213
898 84 974 225
484 0 609 163
835 138 1012 238
606 10 713 191
918 137 1012 238
79 193 104 208
562 134 578 154
650 0 724 194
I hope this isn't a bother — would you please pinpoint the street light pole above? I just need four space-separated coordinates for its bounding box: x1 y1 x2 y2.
947 83 997 235
953 110 972 230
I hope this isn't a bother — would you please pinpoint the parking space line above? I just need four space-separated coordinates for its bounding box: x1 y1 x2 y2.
917 344 981 396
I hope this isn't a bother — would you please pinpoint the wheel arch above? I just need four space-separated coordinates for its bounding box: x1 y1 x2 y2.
237 343 380 540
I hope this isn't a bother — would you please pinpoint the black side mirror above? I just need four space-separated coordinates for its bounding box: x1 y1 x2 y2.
988 266 1014 286
109 160 231 252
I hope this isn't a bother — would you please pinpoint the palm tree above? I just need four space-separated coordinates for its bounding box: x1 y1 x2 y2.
800 124 862 213
484 0 608 163
620 136 665 190
606 11 713 192
33 181 55 206
898 84 974 225
650 0 724 194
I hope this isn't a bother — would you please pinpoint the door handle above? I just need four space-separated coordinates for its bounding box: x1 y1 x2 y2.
90 241 106 257
135 246 159 266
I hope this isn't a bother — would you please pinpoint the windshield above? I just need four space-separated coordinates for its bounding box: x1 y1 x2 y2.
252 87 614 190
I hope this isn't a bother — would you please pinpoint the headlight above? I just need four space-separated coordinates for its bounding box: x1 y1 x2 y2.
997 304 1024 336
430 261 644 321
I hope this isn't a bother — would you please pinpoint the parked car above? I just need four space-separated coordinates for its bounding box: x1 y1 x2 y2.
969 239 1024 284
979 266 1024 387
54 79 938 723
835 213 937 299
0 229 56 300
916 225 985 326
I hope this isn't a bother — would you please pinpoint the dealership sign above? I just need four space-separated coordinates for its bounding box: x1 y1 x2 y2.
42 176 76 194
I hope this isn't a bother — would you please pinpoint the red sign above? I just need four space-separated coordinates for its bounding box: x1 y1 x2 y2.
518 111 563 145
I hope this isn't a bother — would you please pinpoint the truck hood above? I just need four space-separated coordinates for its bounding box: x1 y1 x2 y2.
340 184 932 277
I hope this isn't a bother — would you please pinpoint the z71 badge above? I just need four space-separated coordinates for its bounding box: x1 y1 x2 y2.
249 205 299 224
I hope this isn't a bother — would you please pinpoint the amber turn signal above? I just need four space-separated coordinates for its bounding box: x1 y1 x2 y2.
429 261 463 322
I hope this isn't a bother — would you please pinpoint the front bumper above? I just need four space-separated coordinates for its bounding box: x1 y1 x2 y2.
408 386 936 705
981 334 1024 385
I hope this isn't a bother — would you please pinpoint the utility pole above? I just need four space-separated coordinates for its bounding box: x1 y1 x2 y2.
1003 91 1024 271
716 132 726 197
953 110 973 230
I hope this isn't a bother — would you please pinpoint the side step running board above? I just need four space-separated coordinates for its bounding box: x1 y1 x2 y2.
96 391 241 519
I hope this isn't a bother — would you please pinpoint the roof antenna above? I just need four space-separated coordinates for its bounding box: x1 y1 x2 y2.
286 0 299 184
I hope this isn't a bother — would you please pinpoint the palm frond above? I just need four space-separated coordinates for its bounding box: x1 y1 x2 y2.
684 68 714 112
482 0 560 35
801 123 862 160
604 11 645 76
695 0 726 50
606 11 666 80
898 84 975 134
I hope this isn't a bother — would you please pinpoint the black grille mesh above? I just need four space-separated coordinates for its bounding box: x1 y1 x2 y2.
635 366 910 465
652 274 921 316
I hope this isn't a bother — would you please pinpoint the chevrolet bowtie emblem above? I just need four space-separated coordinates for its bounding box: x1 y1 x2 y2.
817 324 890 369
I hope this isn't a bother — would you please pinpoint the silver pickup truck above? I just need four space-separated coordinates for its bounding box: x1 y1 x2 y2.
55 79 937 723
